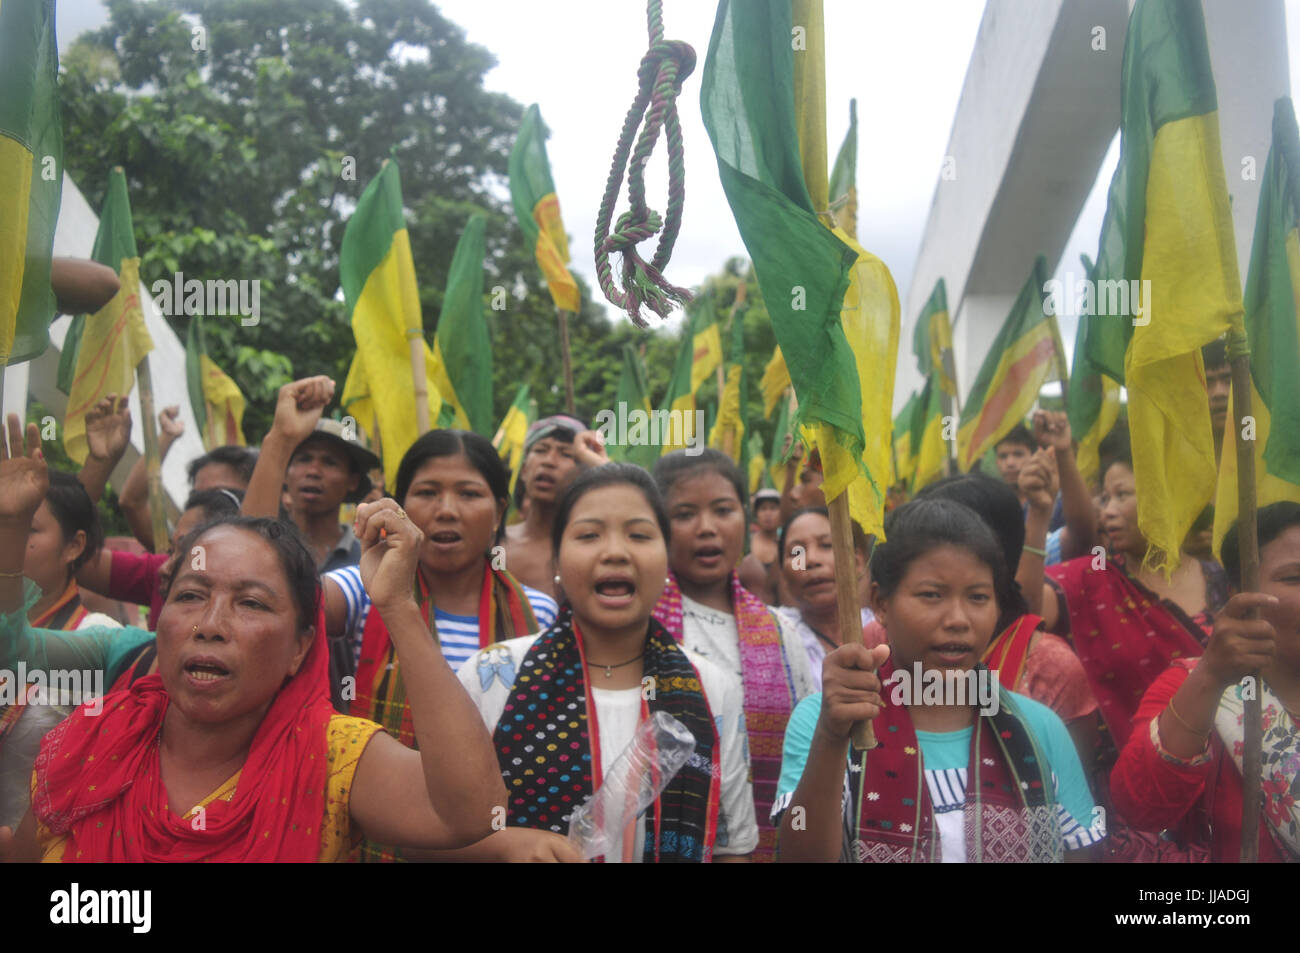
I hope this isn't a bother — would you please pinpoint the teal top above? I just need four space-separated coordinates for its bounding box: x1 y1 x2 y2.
775 690 1104 852
1 580 154 687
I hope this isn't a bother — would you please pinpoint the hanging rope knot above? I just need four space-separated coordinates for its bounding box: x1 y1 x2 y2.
594 1 696 328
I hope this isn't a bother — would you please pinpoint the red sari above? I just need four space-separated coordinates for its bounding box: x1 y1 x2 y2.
1046 554 1212 749
32 604 338 862
1110 661 1288 862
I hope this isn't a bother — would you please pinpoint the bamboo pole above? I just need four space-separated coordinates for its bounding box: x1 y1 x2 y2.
408 329 430 435
940 346 961 473
1227 333 1262 864
828 492 876 751
135 357 170 553
557 309 576 414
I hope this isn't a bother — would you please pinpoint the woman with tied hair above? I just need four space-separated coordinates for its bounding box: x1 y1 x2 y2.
1112 502 1300 862
0 413 507 862
315 427 558 862
775 498 1104 863
451 463 757 862
651 449 814 863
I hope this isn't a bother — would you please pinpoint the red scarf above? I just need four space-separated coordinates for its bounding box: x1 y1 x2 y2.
981 614 1043 691
32 602 336 863
1047 555 1204 747
850 658 1057 863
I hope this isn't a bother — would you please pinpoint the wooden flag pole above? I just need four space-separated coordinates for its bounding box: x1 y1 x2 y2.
557 308 576 414
1227 332 1262 863
827 491 876 751
135 357 170 552
941 346 962 474
408 329 430 435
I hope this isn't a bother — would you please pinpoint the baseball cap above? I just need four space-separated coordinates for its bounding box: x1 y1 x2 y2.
524 414 588 455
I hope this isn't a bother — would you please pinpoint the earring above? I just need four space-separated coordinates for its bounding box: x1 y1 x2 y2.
554 574 561 586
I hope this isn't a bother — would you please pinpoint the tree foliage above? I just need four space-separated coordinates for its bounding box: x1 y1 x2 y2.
58 0 775 456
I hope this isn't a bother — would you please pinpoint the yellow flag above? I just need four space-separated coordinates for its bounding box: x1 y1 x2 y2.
199 355 245 448
63 258 153 464
761 347 791 418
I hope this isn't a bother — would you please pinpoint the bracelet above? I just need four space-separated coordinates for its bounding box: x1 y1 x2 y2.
1151 715 1212 767
1166 699 1210 738
1022 544 1047 558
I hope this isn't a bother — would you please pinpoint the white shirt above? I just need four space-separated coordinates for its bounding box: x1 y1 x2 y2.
773 605 875 692
459 633 759 860
678 593 817 703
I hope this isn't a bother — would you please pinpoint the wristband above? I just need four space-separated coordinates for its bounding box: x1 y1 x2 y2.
1022 544 1047 558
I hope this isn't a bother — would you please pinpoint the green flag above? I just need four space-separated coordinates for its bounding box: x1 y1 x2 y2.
1066 253 1123 483
0 0 62 366
509 104 579 312
828 98 857 238
1213 97 1300 552
610 344 652 464
58 168 139 392
957 256 1065 471
701 0 898 538
430 213 493 435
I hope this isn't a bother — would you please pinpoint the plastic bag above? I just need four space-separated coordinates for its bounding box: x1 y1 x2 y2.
567 710 696 861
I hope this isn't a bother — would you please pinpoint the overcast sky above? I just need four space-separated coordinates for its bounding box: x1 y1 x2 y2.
56 0 1300 363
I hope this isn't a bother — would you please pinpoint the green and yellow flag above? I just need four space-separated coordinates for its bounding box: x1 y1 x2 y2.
1214 97 1300 554
493 383 534 497
63 170 154 465
828 98 857 239
430 213 492 435
892 392 919 488
703 0 899 538
1067 254 1122 484
709 309 746 460
1089 0 1241 569
956 256 1064 472
688 294 723 395
340 160 445 491
910 376 948 493
655 306 703 456
768 388 798 492
0 0 62 366
185 315 245 449
913 278 957 398
509 104 579 313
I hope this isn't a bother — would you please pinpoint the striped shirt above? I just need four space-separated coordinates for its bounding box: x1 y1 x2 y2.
325 564 558 674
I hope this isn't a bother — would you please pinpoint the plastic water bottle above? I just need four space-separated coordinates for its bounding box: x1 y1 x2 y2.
567 710 696 861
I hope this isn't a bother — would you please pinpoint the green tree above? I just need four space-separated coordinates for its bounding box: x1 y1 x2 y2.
59 0 622 438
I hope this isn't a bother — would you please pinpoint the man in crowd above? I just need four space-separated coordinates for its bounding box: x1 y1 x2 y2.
738 488 781 604
111 405 257 552
504 415 588 598
241 377 378 572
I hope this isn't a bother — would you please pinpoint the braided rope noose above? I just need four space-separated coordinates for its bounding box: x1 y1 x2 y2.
594 0 696 328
